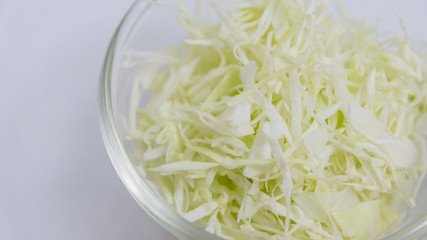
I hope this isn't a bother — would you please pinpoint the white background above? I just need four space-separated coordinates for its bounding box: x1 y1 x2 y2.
0 0 174 239
1 1 427 240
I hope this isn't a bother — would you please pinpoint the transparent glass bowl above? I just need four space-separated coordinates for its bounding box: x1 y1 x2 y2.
99 1 427 239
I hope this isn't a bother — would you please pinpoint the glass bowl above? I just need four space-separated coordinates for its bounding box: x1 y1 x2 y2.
99 0 427 239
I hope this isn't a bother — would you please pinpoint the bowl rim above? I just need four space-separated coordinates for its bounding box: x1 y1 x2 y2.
98 0 427 239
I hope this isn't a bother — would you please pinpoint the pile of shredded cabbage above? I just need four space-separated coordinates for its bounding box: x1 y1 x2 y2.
125 0 427 239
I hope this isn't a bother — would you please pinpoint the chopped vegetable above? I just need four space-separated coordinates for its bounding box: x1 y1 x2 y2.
125 0 427 239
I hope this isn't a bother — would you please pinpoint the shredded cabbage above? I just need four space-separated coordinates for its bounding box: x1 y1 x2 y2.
126 0 427 239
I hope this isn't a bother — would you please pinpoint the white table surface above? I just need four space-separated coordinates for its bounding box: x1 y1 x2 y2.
0 0 174 239
1 1 427 240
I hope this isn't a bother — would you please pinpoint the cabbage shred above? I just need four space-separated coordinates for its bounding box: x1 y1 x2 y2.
126 0 427 239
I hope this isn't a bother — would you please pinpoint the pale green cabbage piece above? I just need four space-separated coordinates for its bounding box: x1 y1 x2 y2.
126 0 427 239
